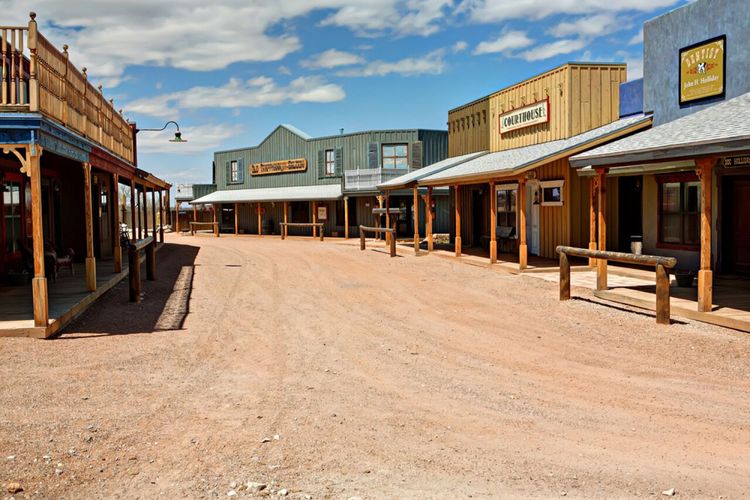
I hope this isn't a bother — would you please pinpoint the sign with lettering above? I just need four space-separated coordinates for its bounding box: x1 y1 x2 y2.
499 99 549 134
679 35 725 105
722 156 750 168
251 158 307 176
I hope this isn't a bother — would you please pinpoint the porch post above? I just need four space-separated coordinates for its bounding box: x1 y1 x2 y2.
175 201 181 234
113 173 122 273
455 185 462 257
29 146 48 328
193 203 197 228
490 181 497 264
151 188 157 240
596 168 608 290
213 203 217 236
426 186 434 252
376 195 384 240
312 201 317 238
257 202 262 236
385 192 391 246
589 176 598 267
83 162 96 292
158 190 164 243
130 179 136 242
344 196 350 239
697 158 714 312
413 187 419 254
283 201 288 238
518 178 527 270
142 188 149 239
234 203 239 235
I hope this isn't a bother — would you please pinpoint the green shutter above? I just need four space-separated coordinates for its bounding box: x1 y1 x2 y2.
237 158 244 183
335 148 343 177
368 143 379 169
225 161 231 183
318 149 325 178
410 142 423 169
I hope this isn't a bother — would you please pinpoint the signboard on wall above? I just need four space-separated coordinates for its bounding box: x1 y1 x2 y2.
499 99 549 135
722 155 750 168
679 35 725 105
251 158 307 176
317 205 327 220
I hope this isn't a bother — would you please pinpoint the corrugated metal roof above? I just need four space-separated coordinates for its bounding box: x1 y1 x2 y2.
570 91 750 167
191 184 342 204
419 115 651 185
378 151 488 190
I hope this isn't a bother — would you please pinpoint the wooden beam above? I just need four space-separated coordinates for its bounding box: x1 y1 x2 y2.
151 189 157 240
426 187 434 252
113 173 122 273
234 203 239 235
384 192 390 246
589 176 598 267
83 163 96 292
344 196 350 240
413 187 419 254
158 190 164 243
29 146 48 328
596 168 608 290
130 179 136 242
518 178 527 270
489 181 497 263
455 185 461 257
697 158 714 312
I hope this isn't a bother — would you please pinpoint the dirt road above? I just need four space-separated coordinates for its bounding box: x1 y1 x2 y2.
1 234 749 499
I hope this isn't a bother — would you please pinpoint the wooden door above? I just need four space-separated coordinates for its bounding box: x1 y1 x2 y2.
730 179 750 274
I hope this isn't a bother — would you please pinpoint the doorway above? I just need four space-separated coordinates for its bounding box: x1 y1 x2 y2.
221 204 235 233
526 181 540 256
723 175 750 274
618 176 643 253
472 189 483 249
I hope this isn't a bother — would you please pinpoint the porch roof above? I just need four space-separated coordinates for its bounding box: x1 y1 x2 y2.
191 184 343 204
417 115 652 186
570 91 750 168
377 151 488 190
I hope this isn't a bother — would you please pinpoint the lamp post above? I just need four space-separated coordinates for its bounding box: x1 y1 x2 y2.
135 121 187 142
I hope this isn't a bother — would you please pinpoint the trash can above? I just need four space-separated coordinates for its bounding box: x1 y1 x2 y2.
630 235 643 255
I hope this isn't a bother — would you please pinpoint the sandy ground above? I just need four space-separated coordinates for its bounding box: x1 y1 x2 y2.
1 233 749 499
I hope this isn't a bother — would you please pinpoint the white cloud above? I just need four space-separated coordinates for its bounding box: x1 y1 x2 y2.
452 40 468 53
336 49 446 77
301 49 365 69
548 13 620 38
137 123 244 154
616 51 643 80
458 0 679 23
321 0 453 37
520 38 588 61
126 76 345 118
473 30 533 55
629 28 644 45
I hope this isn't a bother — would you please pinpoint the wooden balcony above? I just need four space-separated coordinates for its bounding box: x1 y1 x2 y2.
1 12 135 164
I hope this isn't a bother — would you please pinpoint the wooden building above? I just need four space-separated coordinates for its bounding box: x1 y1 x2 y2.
191 125 449 238
385 62 652 263
0 13 170 337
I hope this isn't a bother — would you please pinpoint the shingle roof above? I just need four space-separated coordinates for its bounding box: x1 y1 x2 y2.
570 91 750 167
191 184 342 204
378 151 488 190
419 115 651 185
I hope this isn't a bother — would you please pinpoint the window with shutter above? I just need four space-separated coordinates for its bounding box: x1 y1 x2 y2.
368 143 379 169
334 148 343 177
237 158 244 183
225 161 231 184
317 149 325 178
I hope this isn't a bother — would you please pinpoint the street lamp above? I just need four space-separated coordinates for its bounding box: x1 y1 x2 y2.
136 121 187 142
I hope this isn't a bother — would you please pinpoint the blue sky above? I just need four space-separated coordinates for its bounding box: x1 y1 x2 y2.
13 0 690 190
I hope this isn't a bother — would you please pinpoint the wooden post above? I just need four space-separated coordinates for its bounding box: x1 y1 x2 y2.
426 187 434 252
283 201 288 239
151 189 157 240
455 185 462 257
319 223 324 242
29 146 48 328
413 187 419 254
28 13 40 112
360 230 366 251
312 201 317 238
146 240 156 281
384 192 390 246
518 178 527 270
83 163 96 292
130 179 136 242
212 203 217 236
489 181 497 263
233 203 239 235
257 202 262 236
390 229 396 257
128 244 140 302
142 187 148 240
697 159 713 312
588 176 598 266
376 195 384 240
559 251 570 301
656 263 671 324
193 203 197 228
112 173 122 273
596 169 608 290
344 196 350 239
158 190 164 243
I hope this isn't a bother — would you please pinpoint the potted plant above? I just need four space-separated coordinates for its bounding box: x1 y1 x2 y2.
674 269 695 287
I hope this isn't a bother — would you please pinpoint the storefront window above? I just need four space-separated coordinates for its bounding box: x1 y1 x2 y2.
496 185 517 233
3 181 22 255
381 144 408 169
658 174 700 248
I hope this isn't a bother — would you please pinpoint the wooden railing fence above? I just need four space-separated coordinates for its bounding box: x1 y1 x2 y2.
280 222 324 241
359 225 396 257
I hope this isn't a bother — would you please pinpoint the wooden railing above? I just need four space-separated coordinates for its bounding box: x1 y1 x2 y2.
1 13 135 164
280 222 325 241
360 225 396 257
556 246 677 325
128 237 156 303
189 221 220 237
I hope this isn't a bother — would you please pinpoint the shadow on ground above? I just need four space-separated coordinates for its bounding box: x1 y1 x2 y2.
59 243 200 338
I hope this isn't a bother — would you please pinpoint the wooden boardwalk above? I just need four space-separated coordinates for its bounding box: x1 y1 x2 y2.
0 260 128 338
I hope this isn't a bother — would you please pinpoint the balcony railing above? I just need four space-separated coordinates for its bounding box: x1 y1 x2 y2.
1 13 135 163
344 167 410 192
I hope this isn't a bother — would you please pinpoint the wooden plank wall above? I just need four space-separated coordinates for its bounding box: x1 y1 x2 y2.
569 65 627 137
447 97 490 157
537 159 571 259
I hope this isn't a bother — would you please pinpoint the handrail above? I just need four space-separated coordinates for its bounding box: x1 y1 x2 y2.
129 236 154 252
280 222 324 241
127 237 156 302
556 245 676 325
359 225 396 257
189 221 219 237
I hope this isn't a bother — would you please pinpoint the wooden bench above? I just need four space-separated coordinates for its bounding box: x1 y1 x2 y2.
359 225 396 257
189 221 219 237
280 222 325 241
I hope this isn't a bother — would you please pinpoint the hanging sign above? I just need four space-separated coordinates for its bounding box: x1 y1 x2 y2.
499 98 549 135
251 158 307 176
679 35 725 105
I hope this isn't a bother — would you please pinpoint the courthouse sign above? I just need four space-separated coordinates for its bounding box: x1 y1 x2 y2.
251 158 307 176
499 99 550 134
679 35 725 105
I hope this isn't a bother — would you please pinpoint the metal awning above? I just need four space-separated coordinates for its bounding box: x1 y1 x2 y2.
378 151 489 190
191 184 342 204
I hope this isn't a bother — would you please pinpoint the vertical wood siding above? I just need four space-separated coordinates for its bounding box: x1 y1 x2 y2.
447 98 490 157
537 159 572 259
